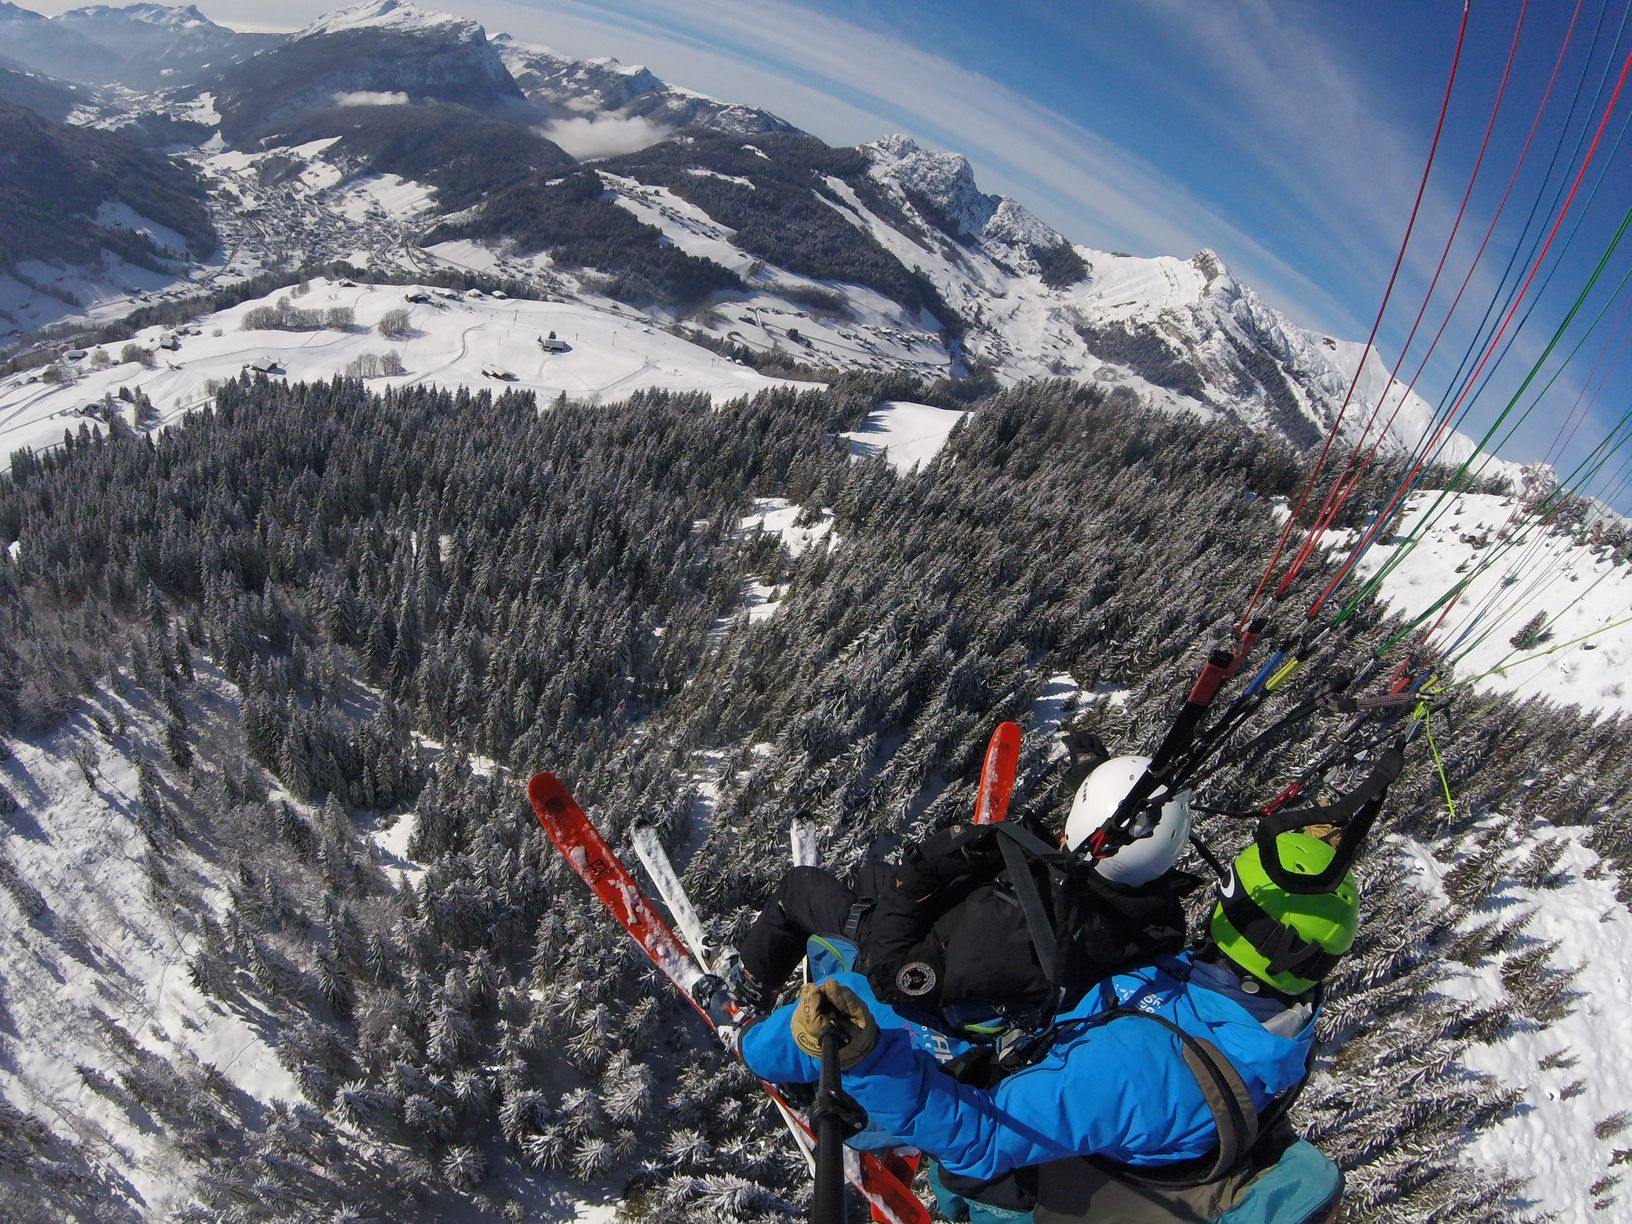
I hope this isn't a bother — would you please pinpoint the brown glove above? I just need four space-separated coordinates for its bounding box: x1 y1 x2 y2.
790 980 878 1070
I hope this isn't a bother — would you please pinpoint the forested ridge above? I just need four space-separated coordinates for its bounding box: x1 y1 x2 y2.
1 374 1629 1221
0 98 215 272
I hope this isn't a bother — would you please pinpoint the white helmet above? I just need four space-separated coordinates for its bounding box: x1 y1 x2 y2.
1064 754 1192 887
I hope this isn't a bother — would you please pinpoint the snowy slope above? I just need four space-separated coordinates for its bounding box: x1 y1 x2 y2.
1404 828 1632 1221
0 675 301 1215
0 278 815 462
599 174 948 375
1355 491 1632 715
0 254 194 342
0 649 631 1219
738 496 838 558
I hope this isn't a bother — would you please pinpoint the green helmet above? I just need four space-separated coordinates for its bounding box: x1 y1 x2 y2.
1210 833 1359 996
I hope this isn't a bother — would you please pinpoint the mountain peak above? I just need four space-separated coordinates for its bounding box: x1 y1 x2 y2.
866 133 987 234
865 133 1065 260
298 0 478 41
1189 248 1234 287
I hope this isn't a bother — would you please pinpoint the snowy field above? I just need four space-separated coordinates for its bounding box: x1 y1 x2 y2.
1355 491 1632 716
0 255 195 342
738 496 838 557
728 496 839 624
840 400 969 473
0 279 817 462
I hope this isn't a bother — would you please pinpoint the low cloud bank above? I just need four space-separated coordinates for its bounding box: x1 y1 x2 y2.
334 90 410 107
540 113 673 158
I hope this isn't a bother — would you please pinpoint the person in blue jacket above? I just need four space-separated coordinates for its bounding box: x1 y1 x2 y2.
739 831 1358 1223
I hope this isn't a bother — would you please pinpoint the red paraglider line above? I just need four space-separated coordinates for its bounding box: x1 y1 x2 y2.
1273 0 1534 598
1303 0 1585 572
1238 0 1473 633
1310 42 1632 620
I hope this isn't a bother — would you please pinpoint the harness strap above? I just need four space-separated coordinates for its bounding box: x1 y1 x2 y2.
841 899 873 943
995 826 1060 985
1090 1008 1261 1186
1217 879 1341 983
1253 745 1403 895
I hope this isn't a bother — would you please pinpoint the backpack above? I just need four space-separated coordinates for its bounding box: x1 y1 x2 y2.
1029 1009 1343 1224
862 818 1197 1023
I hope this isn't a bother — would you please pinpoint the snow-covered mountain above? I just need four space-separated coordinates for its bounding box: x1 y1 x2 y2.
494 34 795 138
54 3 281 88
0 3 1501 473
0 1 277 89
204 0 519 143
0 0 1511 471
840 134 1472 462
0 1 126 84
0 55 96 121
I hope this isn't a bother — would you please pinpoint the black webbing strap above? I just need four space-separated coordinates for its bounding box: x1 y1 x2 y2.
994 822 1066 985
1217 877 1341 983
841 899 873 943
1254 745 1404 895
1179 666 1358 791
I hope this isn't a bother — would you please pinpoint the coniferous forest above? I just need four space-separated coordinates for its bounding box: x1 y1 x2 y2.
2 374 1629 1221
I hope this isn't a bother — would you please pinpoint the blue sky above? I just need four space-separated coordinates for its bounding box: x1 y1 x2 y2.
30 0 1632 489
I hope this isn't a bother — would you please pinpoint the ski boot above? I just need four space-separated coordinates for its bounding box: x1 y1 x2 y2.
691 949 774 1028
717 947 775 1014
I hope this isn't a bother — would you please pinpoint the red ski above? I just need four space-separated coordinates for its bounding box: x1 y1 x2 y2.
972 721 1022 825
527 772 929 1224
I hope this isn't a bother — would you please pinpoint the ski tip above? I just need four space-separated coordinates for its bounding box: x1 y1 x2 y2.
526 771 572 821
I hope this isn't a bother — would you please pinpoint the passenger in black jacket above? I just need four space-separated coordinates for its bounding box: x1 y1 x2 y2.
723 753 1200 1024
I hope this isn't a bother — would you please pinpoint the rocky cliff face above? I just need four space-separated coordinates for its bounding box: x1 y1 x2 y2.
207 1 521 143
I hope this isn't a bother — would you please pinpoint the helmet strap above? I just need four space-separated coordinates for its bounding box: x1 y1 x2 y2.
1217 878 1339 985
1197 943 1315 1008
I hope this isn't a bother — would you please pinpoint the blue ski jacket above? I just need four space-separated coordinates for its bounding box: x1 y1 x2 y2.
740 952 1316 1183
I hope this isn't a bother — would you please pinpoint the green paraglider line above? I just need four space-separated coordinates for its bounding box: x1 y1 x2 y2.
1455 607 1632 687
1418 705 1457 820
1332 198 1632 631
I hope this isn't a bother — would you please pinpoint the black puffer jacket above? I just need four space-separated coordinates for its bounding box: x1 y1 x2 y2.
860 820 1198 1012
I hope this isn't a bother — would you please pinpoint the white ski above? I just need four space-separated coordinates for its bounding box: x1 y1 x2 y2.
631 826 712 960
790 818 821 868
631 824 817 1173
